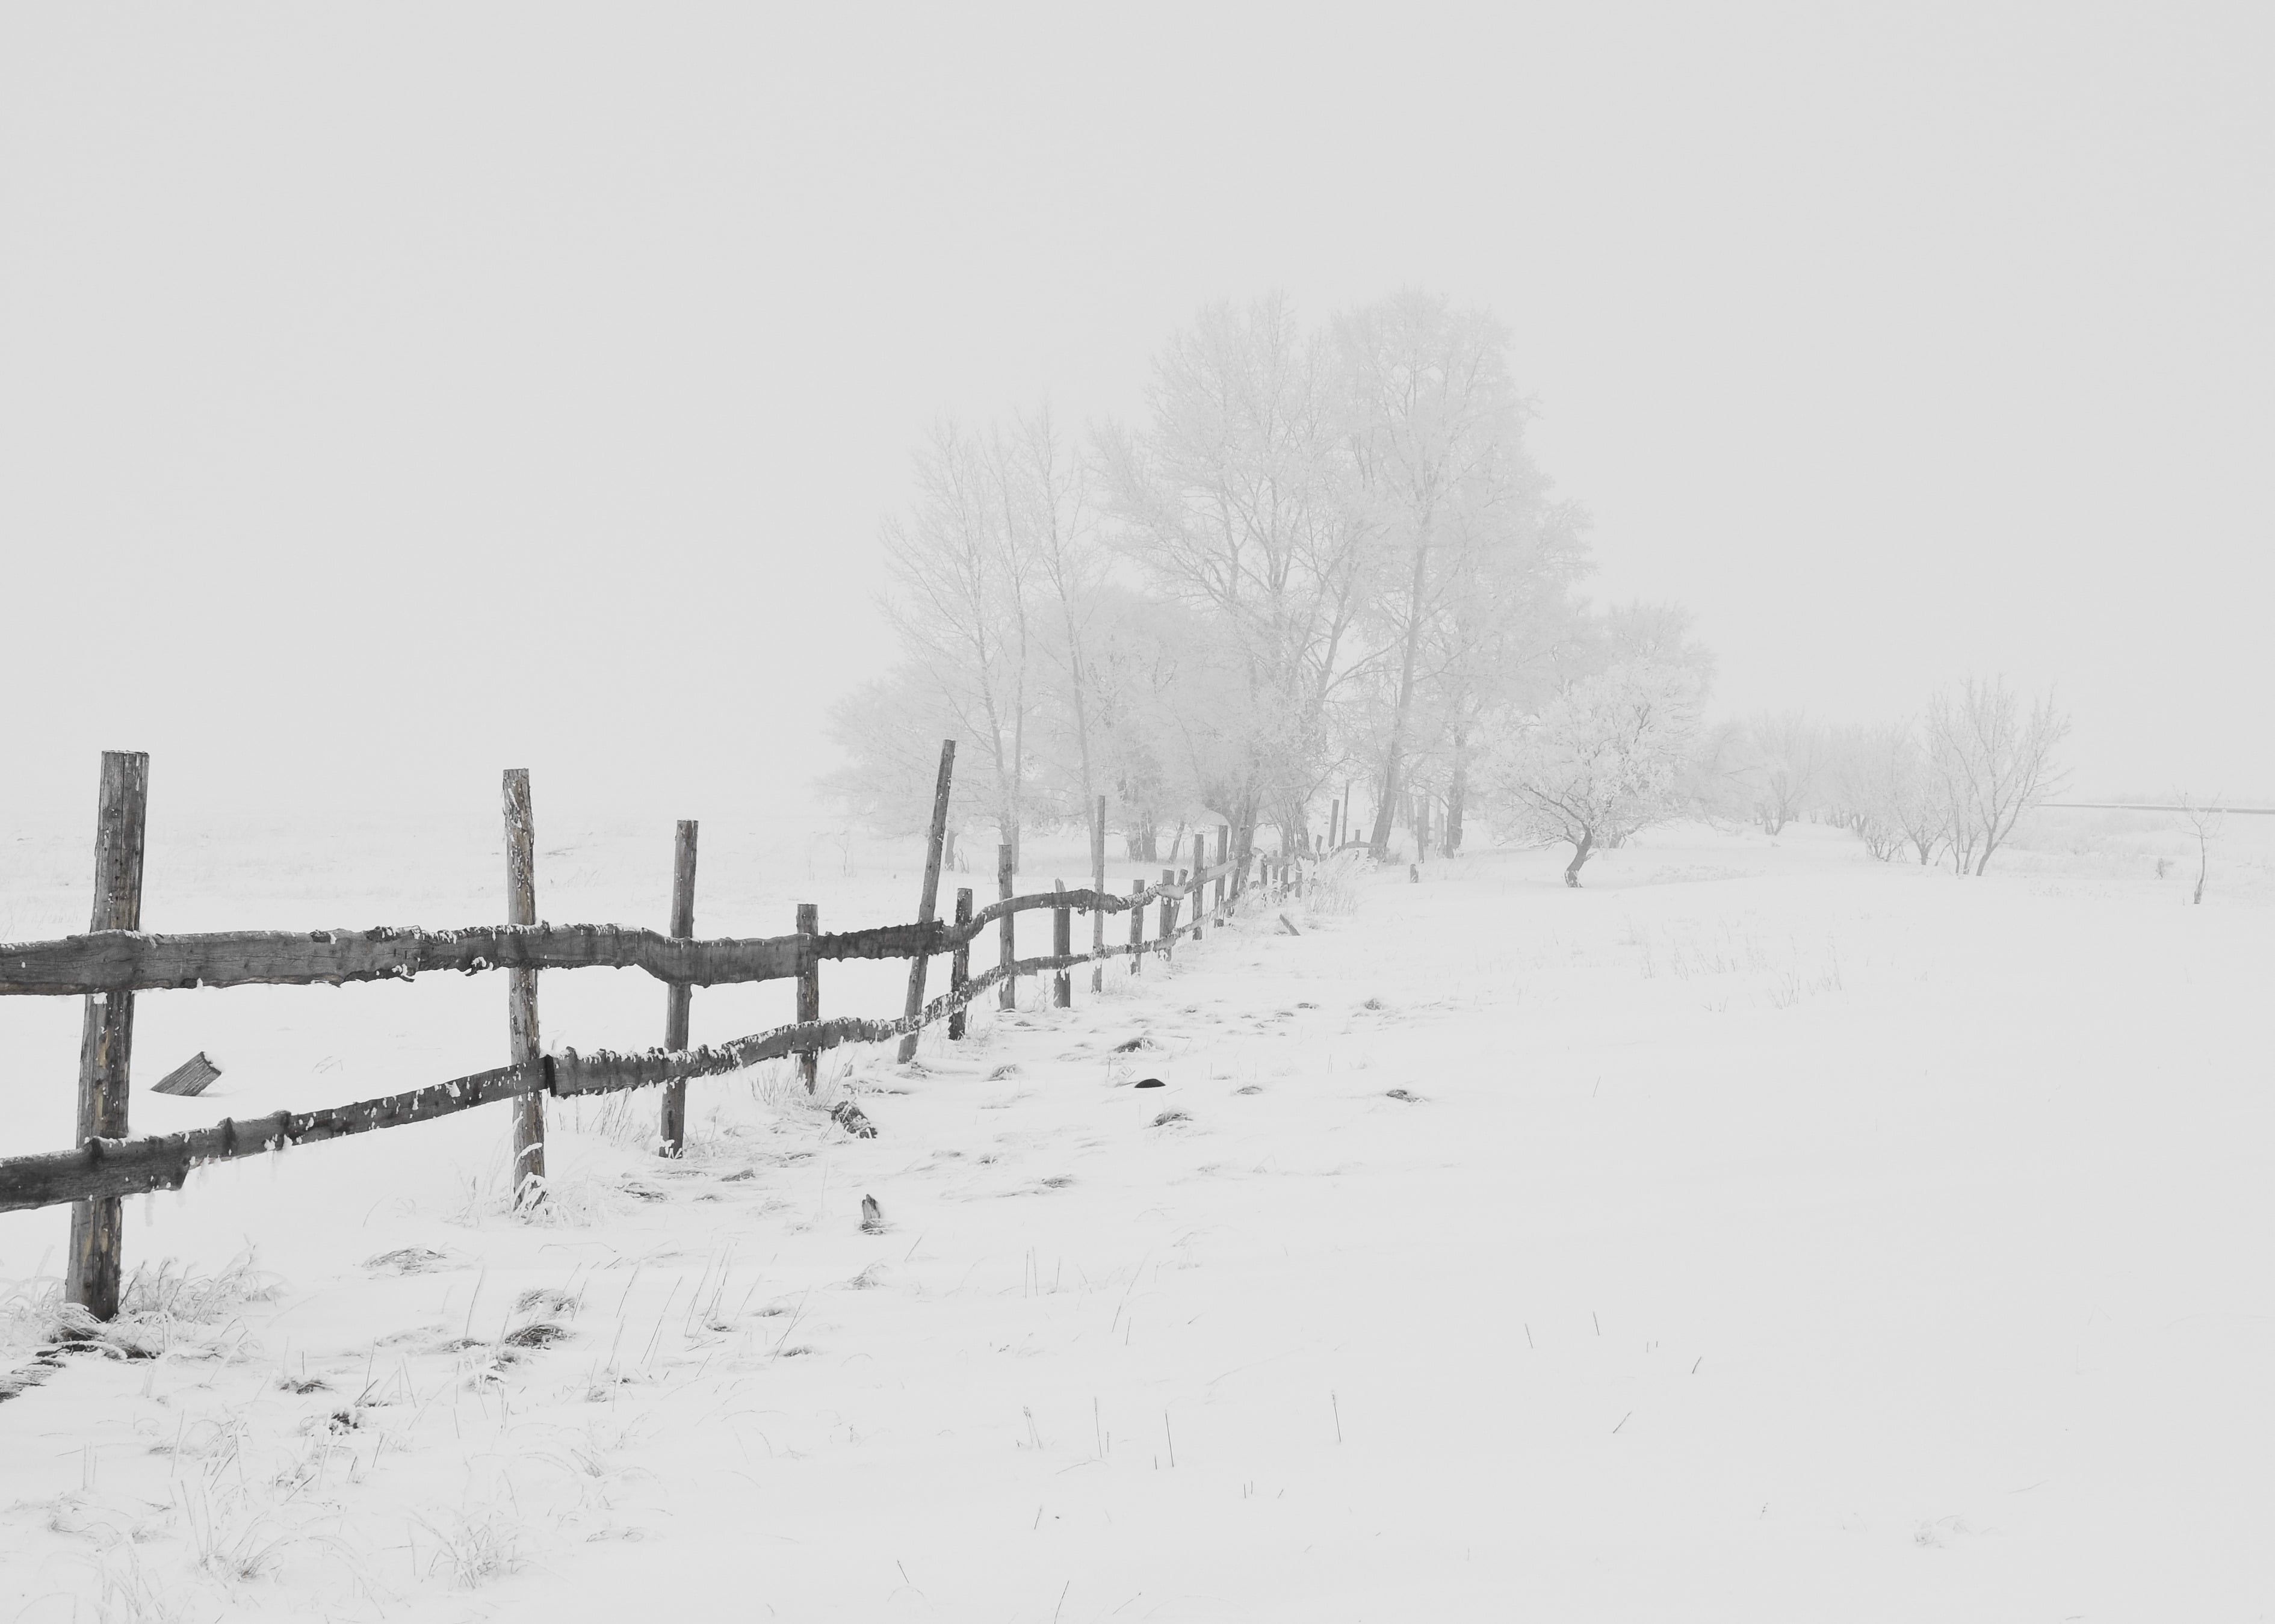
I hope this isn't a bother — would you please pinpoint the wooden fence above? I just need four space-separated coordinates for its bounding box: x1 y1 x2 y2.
0 747 1314 1318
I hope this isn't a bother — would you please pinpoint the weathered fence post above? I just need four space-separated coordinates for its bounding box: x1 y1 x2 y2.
897 740 956 1064
659 820 699 1155
1190 833 1208 942
66 750 148 1320
1089 795 1107 995
502 768 546 1207
1215 826 1229 919
796 903 821 1092
997 842 1017 1011
1127 876 1145 975
1329 799 1340 851
949 888 973 1039
1160 868 1178 962
1053 881 1072 1008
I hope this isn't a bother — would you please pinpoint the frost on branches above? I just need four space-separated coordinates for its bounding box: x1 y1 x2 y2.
1486 659 1703 886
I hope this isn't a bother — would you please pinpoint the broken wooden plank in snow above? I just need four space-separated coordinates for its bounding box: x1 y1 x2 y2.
152 1052 221 1098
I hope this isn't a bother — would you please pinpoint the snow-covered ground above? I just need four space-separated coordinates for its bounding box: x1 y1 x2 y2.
1 808 2271 1621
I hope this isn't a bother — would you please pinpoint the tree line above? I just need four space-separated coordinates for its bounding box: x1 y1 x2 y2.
827 289 2068 885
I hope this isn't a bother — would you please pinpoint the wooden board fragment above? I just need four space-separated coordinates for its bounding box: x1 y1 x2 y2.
152 1052 221 1098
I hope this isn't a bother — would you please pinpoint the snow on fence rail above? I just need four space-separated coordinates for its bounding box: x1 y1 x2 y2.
1 747 1313 1318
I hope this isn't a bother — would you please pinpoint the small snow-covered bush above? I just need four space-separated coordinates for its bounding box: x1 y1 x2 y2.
1 1251 280 1360
1304 848 1371 918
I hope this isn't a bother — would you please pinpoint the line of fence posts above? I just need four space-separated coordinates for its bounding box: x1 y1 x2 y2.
19 739 1325 1316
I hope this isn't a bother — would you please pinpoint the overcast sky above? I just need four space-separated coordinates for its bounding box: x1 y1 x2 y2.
4 2 2269 838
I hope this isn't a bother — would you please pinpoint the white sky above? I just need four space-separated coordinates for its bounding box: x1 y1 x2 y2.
4 2 2270 838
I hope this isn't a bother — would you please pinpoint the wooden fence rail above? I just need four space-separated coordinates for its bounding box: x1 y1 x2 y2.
0 747 1313 1260
0 883 1227 999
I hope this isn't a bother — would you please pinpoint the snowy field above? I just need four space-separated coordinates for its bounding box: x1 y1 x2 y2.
2 807 2271 1622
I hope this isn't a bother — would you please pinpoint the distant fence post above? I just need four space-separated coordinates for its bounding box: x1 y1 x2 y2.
1329 799 1340 851
66 749 148 1320
1089 795 1107 994
660 820 698 1156
1190 832 1207 941
1215 826 1229 918
997 842 1016 1011
1053 881 1071 1008
949 888 973 1039
1127 877 1145 974
796 902 821 1092
503 769 546 1206
897 740 956 1064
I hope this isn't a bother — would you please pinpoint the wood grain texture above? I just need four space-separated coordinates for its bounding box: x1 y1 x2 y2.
68 750 147 1319
504 770 545 1202
947 888 973 1042
659 820 698 1156
997 842 1017 1012
897 739 956 1064
1053 880 1071 1008
151 1052 221 1098
796 903 821 1093
1090 796 1107 995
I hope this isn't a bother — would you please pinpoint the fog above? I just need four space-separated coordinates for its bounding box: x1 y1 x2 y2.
5 4 2270 840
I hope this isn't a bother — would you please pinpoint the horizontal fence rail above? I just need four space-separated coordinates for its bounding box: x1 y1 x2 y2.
0 875 1236 999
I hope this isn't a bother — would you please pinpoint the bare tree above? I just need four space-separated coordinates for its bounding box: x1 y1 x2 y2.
1339 291 1536 861
998 406 1103 821
822 665 984 869
1742 711 1822 836
2174 792 2224 904
1099 292 1374 866
1924 676 2069 875
873 420 1039 862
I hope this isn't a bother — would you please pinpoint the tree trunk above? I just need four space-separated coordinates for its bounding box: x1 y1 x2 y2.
1564 829 1594 888
1369 522 1435 859
1444 731 1468 854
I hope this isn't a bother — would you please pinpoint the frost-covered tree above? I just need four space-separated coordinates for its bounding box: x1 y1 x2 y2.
821 667 985 869
1098 294 1373 862
865 418 1042 863
997 405 1104 823
1339 291 1550 860
1821 721 1938 862
1925 676 2068 875
1484 659 1704 886
1739 711 1823 836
